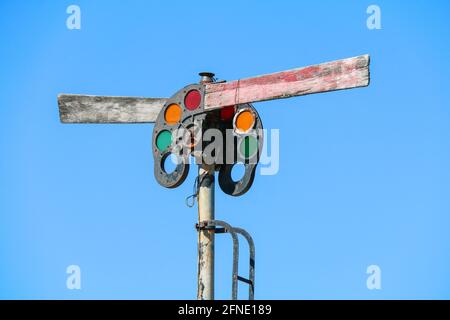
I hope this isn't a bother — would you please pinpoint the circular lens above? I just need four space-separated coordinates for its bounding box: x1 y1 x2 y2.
231 162 245 182
164 104 182 125
163 153 179 174
184 90 202 110
235 110 255 133
156 130 172 151
240 135 258 159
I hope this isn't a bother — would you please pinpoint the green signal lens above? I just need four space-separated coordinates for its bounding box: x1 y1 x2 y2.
240 136 258 159
156 130 172 151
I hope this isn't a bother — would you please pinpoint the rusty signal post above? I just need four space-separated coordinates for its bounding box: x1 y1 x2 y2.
58 54 370 300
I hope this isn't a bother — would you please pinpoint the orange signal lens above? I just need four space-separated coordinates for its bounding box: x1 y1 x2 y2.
164 104 182 125
235 110 255 133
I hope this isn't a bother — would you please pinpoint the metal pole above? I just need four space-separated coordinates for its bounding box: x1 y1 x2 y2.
197 165 215 300
197 72 216 300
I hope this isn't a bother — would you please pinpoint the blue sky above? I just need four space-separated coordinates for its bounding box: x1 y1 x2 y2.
1 0 450 299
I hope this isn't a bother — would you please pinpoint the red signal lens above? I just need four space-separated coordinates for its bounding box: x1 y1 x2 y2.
184 90 201 110
220 105 235 121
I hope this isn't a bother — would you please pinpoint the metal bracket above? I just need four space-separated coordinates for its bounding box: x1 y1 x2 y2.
196 220 255 300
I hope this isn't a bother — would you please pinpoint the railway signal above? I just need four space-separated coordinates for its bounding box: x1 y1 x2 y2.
58 54 370 299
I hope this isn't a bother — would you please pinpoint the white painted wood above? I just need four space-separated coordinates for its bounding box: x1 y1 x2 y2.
58 94 167 123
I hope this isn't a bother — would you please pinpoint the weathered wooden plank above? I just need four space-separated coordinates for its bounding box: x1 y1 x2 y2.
58 94 167 123
204 54 370 110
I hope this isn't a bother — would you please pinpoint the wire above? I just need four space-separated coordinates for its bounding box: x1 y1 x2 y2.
185 172 208 208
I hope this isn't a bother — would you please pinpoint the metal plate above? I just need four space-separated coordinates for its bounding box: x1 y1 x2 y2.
152 84 205 188
152 85 264 197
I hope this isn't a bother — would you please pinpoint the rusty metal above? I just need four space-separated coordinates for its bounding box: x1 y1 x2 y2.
199 72 215 84
233 227 255 300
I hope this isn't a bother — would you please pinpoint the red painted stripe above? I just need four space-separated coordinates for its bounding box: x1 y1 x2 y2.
204 54 370 109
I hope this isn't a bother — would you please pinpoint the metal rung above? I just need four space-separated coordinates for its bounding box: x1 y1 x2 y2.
196 220 255 300
237 276 252 285
214 227 227 234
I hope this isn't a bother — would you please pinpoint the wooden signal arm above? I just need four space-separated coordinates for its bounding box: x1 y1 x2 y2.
58 54 370 123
